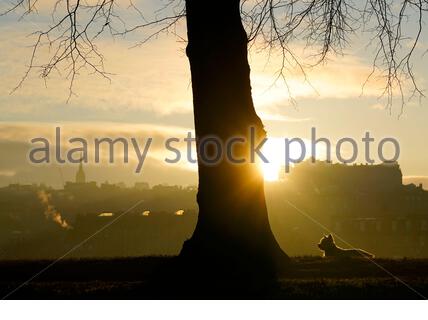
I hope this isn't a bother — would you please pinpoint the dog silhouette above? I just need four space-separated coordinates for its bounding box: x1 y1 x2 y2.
318 234 374 258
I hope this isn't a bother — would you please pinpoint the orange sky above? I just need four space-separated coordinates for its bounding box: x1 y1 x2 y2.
0 2 428 188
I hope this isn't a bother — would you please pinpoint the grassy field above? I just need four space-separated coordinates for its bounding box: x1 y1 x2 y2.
0 256 427 299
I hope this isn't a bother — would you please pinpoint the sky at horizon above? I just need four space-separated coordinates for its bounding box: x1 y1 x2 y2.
1 1 428 188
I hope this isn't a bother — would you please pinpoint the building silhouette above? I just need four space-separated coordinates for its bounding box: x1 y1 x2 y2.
1 159 427 259
75 159 86 184
268 160 428 257
64 160 97 194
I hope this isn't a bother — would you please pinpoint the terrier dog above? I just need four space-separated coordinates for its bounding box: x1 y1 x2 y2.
318 234 375 258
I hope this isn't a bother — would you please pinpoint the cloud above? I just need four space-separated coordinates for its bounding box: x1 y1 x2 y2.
0 170 16 177
0 122 199 185
258 112 311 122
0 27 192 118
370 103 385 110
0 22 399 124
0 121 190 142
250 53 386 106
0 121 195 161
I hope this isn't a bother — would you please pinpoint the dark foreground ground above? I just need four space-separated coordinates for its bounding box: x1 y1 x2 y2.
0 257 427 299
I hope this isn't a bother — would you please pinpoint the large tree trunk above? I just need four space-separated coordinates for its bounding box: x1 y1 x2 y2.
179 0 288 281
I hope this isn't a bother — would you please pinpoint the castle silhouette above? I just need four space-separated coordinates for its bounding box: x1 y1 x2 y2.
268 160 428 257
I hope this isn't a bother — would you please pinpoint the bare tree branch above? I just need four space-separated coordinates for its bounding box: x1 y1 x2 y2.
1 0 427 113
241 0 427 113
1 0 185 101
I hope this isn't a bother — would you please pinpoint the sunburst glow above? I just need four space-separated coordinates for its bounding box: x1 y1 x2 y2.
260 136 313 181
260 138 284 181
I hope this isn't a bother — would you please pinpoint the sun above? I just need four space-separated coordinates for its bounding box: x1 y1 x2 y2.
260 138 283 181
261 162 281 181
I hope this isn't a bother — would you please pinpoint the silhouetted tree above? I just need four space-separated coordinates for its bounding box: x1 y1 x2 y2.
2 0 427 280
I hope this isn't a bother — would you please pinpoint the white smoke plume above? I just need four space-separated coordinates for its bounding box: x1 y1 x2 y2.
37 190 72 230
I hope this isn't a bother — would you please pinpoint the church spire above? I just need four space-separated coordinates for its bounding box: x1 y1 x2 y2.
75 154 86 184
